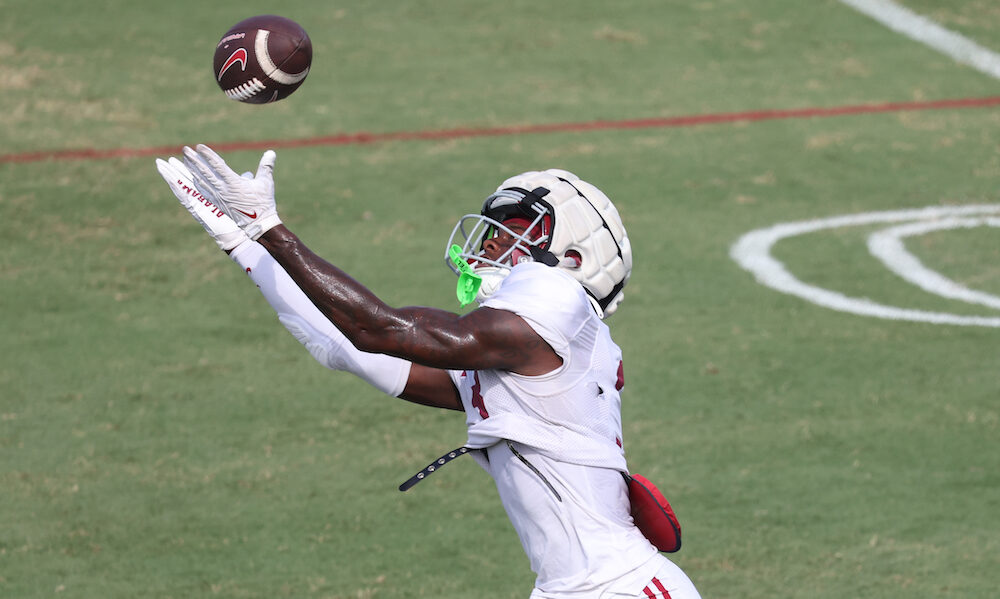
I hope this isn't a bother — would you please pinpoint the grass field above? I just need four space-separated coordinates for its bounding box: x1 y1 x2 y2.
2 1 999 597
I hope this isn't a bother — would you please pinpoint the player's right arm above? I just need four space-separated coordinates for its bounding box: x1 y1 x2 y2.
398 365 462 410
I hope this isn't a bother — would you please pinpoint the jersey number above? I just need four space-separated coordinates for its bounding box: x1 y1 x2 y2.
470 371 489 419
468 362 621 420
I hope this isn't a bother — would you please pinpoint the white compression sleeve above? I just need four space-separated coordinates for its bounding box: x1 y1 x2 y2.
228 240 411 397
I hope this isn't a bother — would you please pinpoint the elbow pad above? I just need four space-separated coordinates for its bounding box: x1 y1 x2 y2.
278 314 410 397
230 240 411 397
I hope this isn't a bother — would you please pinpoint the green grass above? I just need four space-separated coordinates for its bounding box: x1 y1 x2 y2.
2 1 1000 598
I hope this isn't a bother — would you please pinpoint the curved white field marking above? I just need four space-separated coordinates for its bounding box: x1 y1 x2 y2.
730 205 1000 327
868 217 1000 310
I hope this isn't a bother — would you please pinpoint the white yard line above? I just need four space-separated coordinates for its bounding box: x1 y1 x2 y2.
839 0 1000 80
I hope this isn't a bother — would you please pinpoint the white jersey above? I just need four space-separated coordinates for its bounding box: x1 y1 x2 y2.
447 262 662 595
230 233 700 597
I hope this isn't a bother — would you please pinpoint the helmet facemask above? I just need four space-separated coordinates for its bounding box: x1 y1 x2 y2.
445 171 632 318
445 187 554 305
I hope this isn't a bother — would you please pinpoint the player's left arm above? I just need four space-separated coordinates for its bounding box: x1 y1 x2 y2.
257 224 560 376
178 143 561 376
156 154 463 410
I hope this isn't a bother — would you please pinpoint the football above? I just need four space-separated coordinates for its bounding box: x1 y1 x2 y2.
213 15 312 104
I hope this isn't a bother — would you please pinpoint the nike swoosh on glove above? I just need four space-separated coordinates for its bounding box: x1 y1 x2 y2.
155 156 249 251
182 144 282 240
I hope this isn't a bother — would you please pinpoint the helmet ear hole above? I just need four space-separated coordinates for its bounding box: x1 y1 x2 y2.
564 249 582 268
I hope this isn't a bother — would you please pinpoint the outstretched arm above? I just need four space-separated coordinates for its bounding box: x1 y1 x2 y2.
179 144 561 376
230 240 461 410
256 225 558 375
156 153 462 409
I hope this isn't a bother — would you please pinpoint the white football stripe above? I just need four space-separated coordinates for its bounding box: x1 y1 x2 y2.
255 30 309 85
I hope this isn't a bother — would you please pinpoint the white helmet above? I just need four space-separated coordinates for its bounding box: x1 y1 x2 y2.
445 169 632 318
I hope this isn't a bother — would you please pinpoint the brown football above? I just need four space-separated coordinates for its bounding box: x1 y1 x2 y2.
213 15 312 104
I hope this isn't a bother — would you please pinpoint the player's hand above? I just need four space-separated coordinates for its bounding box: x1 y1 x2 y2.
182 144 282 240
155 156 249 251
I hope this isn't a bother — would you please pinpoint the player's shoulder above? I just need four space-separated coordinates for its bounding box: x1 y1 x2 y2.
493 262 585 305
481 263 594 344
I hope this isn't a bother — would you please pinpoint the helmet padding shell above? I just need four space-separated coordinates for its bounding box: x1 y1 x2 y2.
491 169 632 318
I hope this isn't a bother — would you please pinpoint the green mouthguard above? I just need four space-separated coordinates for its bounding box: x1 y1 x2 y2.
449 244 482 307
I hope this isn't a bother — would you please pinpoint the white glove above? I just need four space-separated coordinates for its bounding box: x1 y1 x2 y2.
182 144 282 241
155 156 249 251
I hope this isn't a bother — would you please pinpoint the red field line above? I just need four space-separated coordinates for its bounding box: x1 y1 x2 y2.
3 96 1000 165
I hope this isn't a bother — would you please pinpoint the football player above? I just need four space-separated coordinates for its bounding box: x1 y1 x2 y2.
156 144 701 599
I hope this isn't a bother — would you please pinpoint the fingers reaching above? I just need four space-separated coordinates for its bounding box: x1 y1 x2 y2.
183 145 225 191
168 157 194 180
256 150 276 180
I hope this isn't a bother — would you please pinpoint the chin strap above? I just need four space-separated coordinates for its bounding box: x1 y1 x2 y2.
528 245 560 266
